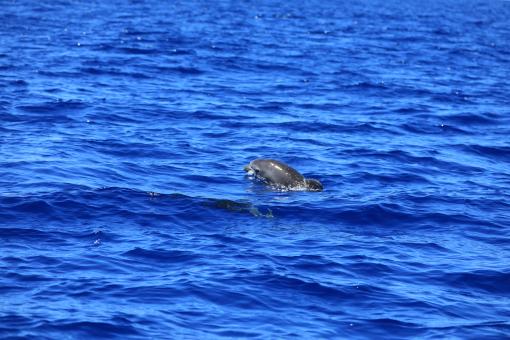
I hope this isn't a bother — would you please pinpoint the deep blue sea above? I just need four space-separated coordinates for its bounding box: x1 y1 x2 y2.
1 0 510 338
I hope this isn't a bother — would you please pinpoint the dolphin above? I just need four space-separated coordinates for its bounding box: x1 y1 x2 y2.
244 159 323 191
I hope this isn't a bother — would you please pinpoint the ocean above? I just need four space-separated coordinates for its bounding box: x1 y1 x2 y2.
1 0 509 338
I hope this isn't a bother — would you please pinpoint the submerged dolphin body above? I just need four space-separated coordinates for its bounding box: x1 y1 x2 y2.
244 159 323 191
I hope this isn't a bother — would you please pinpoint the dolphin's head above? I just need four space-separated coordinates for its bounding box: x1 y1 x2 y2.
245 159 323 191
305 178 323 191
244 160 263 176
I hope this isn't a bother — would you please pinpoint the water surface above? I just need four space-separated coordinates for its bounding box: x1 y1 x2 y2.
1 0 510 338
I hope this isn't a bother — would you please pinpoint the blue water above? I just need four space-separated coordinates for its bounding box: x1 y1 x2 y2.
1 0 510 338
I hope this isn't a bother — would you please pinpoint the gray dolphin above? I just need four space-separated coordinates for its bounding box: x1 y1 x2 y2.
244 159 323 191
